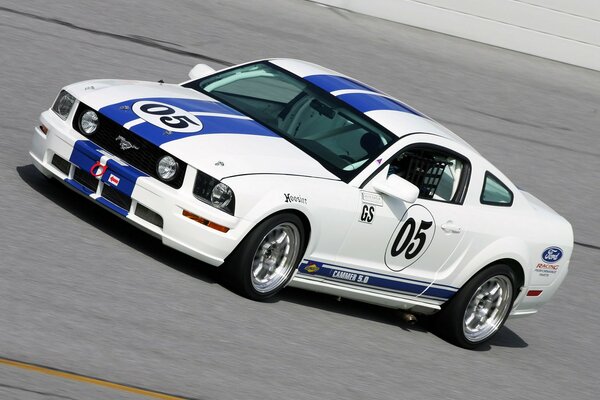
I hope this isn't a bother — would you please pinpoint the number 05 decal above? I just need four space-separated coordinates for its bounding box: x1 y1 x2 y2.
132 101 203 133
384 204 436 271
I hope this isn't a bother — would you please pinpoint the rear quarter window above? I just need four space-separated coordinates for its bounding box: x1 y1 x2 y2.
481 172 513 206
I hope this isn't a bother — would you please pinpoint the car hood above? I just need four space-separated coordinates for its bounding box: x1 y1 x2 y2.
65 79 339 181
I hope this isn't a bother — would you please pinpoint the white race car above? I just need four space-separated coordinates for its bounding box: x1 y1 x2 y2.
30 59 573 348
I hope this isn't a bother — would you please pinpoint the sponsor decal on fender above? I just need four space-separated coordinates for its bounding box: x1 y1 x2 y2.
535 263 559 275
284 193 307 204
542 246 563 263
361 191 383 206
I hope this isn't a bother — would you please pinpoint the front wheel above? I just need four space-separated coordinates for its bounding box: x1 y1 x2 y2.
435 264 516 349
224 213 305 301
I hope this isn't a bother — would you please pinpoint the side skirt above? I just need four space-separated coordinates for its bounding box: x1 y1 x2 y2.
289 275 442 315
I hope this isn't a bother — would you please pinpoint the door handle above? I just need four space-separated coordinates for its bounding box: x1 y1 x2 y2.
441 222 462 233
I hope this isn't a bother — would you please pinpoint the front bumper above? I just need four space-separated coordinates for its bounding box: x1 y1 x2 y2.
30 109 251 266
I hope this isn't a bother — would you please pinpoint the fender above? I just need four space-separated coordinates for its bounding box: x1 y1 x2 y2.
435 236 530 292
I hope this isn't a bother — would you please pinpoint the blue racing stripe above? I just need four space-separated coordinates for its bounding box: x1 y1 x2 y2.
298 260 457 300
100 159 145 198
125 115 278 146
64 178 95 196
69 139 147 207
99 97 279 147
97 197 128 216
69 140 104 173
337 93 420 115
304 74 382 94
99 97 245 126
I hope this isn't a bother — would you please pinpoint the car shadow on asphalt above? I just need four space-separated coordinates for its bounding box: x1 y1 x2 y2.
17 164 220 286
18 163 529 351
280 286 528 349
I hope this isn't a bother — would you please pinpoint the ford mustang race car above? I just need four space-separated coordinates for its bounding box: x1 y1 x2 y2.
30 59 573 348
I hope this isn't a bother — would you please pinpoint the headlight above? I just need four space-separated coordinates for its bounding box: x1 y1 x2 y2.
52 90 76 120
156 155 179 181
79 110 99 135
211 183 233 209
193 171 235 214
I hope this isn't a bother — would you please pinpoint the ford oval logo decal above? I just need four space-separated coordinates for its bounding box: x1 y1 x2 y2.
542 247 563 263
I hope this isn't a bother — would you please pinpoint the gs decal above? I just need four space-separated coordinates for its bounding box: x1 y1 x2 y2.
385 204 435 271
359 204 375 223
132 101 203 133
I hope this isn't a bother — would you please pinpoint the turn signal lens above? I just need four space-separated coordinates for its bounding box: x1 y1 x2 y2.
182 210 229 233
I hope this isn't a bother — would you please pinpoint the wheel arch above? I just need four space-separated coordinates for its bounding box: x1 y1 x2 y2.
227 208 313 261
441 236 531 295
493 258 525 293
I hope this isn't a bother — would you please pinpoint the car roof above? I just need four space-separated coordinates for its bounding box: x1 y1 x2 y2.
269 58 475 151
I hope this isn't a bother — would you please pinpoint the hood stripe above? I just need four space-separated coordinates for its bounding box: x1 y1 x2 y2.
304 74 423 117
336 92 419 115
126 115 278 146
304 74 382 94
98 97 280 147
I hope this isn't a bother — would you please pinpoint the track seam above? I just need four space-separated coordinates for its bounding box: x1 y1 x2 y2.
575 241 600 251
0 6 234 66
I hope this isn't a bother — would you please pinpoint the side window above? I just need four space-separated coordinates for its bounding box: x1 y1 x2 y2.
388 147 469 203
481 172 513 206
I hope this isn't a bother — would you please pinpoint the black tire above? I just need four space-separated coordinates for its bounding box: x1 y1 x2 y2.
223 213 306 301
435 264 517 349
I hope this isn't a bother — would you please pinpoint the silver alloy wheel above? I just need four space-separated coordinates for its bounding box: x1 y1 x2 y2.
463 275 513 342
250 222 301 293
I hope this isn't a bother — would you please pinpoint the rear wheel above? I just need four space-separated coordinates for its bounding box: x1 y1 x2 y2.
435 264 516 349
224 213 305 300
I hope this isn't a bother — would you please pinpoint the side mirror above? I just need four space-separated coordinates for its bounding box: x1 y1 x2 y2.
188 64 216 80
372 174 419 203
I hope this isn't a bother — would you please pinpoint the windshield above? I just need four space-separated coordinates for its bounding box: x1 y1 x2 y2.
184 61 397 182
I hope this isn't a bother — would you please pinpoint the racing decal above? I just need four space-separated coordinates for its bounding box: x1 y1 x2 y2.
284 193 307 204
542 246 563 263
361 191 383 206
384 204 436 272
297 260 457 300
100 97 244 126
359 204 375 224
535 263 559 276
98 97 279 147
132 101 203 133
535 247 563 276
336 92 419 115
305 263 320 274
304 74 382 94
108 174 120 186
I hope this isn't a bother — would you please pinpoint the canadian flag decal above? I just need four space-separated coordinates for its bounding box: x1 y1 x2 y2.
108 174 120 186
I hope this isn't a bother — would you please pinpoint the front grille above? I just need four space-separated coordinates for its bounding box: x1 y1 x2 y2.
51 154 71 175
73 167 99 192
73 103 186 189
102 184 132 211
135 203 163 228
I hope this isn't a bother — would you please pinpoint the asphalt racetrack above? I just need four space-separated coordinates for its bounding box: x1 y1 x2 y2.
1 1 599 399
